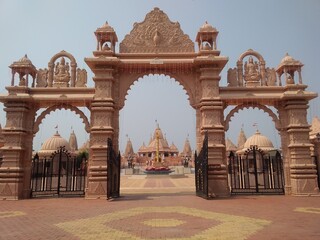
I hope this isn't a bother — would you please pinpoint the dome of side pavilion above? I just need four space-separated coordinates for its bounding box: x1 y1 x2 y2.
38 131 71 157
239 130 275 154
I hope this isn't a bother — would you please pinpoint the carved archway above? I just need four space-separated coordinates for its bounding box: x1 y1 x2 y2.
117 72 197 110
33 103 90 134
1 7 318 201
224 103 280 131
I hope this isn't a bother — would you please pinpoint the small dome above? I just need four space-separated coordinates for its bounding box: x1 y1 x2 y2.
200 21 217 32
280 53 296 64
243 130 274 151
98 21 115 32
40 131 71 153
18 54 32 64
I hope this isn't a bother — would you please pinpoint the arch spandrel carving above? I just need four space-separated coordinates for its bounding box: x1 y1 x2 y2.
116 72 198 110
224 103 281 131
33 103 90 134
119 7 194 53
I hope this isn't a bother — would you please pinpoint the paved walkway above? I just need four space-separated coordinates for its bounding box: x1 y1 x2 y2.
1 175 320 240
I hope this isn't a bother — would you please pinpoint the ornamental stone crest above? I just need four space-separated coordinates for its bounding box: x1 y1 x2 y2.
120 7 194 53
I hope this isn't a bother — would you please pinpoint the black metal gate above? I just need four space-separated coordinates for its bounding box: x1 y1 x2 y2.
312 155 320 188
228 146 284 194
195 132 208 198
31 146 86 197
107 138 121 199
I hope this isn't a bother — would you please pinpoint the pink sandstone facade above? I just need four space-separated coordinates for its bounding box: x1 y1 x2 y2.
0 8 319 200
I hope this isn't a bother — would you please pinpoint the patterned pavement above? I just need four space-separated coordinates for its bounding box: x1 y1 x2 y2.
0 174 320 240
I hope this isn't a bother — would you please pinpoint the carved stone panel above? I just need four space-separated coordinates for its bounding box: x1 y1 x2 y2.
92 112 112 127
120 7 194 53
95 82 112 98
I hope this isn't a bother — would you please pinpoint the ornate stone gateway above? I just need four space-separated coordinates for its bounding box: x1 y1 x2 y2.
0 7 319 200
228 146 284 195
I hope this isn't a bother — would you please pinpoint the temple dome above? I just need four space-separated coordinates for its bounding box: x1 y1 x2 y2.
39 131 71 155
200 21 217 32
243 130 275 152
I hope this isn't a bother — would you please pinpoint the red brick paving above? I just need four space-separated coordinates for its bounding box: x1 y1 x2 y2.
0 176 320 239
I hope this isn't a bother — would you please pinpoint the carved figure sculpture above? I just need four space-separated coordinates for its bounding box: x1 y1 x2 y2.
19 77 26 86
265 68 277 86
75 68 87 87
227 68 238 86
286 75 294 84
53 57 70 86
36 68 48 87
244 56 260 83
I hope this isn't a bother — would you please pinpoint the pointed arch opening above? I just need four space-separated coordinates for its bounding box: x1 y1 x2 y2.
119 74 196 195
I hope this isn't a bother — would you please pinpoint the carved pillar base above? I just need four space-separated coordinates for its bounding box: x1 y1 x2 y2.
290 163 319 195
0 150 24 200
85 131 112 199
85 147 108 200
202 127 230 198
207 146 230 197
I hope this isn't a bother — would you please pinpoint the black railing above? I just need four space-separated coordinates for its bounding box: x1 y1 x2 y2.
31 146 86 198
229 147 284 195
195 132 208 198
107 138 121 199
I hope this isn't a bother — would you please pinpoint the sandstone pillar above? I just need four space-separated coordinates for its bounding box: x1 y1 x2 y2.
86 68 115 199
285 100 319 195
0 92 35 200
199 67 229 197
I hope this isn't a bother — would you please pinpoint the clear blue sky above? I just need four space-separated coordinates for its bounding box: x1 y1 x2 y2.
0 0 319 153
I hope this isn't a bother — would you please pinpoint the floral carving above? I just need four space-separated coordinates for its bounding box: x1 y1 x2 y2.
120 7 194 53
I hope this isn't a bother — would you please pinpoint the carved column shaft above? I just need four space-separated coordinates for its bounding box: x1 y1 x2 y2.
199 66 229 197
47 63 53 87
285 102 319 195
196 108 201 152
70 63 77 87
86 68 115 199
0 101 35 200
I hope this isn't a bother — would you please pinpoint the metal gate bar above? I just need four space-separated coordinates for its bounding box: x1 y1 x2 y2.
229 147 284 195
31 146 86 198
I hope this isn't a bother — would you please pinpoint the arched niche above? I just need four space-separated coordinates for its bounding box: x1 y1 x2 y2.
47 50 77 87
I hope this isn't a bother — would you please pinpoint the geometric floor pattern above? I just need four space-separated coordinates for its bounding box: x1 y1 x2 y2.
56 206 271 240
1 174 320 240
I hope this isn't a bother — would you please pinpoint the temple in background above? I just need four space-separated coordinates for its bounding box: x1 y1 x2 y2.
122 124 193 168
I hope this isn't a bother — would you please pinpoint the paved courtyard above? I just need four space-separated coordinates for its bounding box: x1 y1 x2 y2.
1 174 320 240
